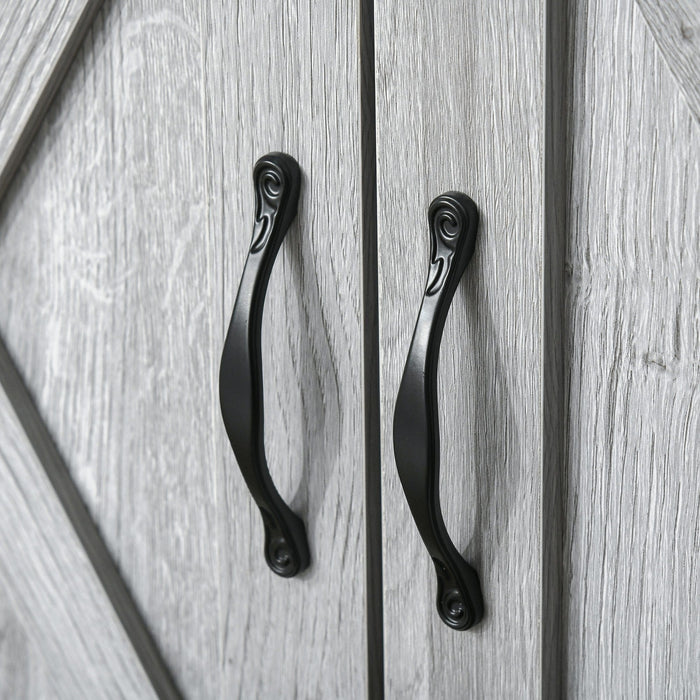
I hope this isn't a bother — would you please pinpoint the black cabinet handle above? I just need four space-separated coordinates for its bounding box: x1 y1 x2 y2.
219 152 310 578
393 192 484 630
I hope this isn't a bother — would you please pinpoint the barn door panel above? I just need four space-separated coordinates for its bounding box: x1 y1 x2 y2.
0 0 369 697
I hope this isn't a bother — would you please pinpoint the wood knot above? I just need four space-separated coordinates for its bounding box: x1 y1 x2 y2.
680 23 695 41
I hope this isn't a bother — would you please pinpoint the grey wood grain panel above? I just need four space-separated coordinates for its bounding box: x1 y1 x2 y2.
202 1 368 695
636 0 700 123
0 1 219 696
0 594 52 700
0 0 368 697
376 1 545 697
0 0 104 200
0 363 155 699
0 337 182 697
564 0 700 696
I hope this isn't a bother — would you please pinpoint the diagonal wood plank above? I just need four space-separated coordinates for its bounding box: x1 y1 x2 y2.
0 0 104 200
636 0 700 122
0 337 169 698
0 594 52 700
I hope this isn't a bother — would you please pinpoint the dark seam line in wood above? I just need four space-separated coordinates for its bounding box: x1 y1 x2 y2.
360 0 384 697
0 0 106 203
542 0 573 697
0 334 183 700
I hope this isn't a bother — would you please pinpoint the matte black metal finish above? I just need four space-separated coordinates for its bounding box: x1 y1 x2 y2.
393 192 484 630
219 152 310 578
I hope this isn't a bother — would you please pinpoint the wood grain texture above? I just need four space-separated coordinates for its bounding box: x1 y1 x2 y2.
563 0 700 695
0 336 182 697
636 0 700 123
0 0 367 697
0 3 220 694
0 0 104 200
202 1 367 695
376 1 545 696
0 356 155 699
0 594 52 700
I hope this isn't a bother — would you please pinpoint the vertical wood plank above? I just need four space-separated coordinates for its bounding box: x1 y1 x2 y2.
564 0 700 695
376 1 545 696
202 1 368 695
0 0 104 199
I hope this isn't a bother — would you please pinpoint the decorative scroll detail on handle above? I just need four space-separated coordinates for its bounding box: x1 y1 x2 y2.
219 152 310 577
425 199 467 296
393 191 484 630
251 163 286 253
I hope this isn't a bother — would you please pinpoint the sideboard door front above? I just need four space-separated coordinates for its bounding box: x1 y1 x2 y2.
0 1 370 697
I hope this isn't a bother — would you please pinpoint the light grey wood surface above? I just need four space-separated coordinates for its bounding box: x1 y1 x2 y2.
0 3 219 693
202 0 368 695
375 1 545 697
0 595 52 700
5 0 696 697
0 0 103 200
636 0 700 123
0 0 368 697
563 0 700 696
0 371 155 699
0 335 182 697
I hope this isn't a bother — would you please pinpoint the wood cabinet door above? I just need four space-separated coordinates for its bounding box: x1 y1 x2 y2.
0 1 371 697
1 0 697 698
376 1 546 696
376 0 698 697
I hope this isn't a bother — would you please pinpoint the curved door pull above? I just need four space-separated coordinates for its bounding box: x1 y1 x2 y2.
393 192 484 630
219 152 310 578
